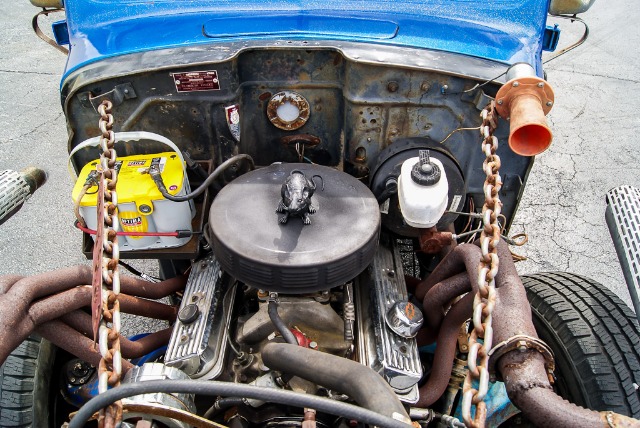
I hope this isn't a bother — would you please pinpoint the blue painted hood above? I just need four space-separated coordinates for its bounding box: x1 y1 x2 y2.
62 0 551 81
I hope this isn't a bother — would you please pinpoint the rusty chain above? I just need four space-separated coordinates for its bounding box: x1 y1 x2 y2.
461 101 501 428
94 100 123 428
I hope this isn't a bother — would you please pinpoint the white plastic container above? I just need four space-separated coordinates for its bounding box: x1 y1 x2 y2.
397 156 449 228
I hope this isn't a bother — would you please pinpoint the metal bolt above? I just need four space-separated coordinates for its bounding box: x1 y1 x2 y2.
513 81 520 87
80 378 85 384
309 341 318 349
517 340 527 352
421 81 430 92
546 101 553 107
70 377 76 383
537 82 544 88
497 99 504 105
124 88 130 95
387 269 396 278
387 81 399 93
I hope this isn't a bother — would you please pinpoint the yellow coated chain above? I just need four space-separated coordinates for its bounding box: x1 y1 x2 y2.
461 102 501 428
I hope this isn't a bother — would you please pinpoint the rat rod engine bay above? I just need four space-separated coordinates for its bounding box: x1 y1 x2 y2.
1 1 639 427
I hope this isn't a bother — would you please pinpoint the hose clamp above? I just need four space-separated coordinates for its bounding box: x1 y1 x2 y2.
487 334 555 384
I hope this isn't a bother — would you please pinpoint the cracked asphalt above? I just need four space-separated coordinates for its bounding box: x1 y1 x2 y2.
0 2 638 313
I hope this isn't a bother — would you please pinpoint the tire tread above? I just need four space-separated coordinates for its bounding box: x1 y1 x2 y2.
0 337 44 427
523 272 640 417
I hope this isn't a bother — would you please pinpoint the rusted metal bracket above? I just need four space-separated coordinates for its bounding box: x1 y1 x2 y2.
77 83 137 112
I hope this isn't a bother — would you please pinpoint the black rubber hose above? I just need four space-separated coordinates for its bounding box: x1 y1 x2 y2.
203 397 245 419
262 342 410 421
150 154 254 202
267 300 298 345
67 380 411 428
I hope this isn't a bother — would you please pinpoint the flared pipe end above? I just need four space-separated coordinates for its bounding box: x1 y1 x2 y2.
496 76 555 157
508 94 553 156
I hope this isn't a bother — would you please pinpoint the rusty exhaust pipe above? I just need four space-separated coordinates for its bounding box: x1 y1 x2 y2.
495 63 555 157
492 239 639 427
0 266 185 365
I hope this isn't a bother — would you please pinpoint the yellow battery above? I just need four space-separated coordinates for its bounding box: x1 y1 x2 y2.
72 152 194 250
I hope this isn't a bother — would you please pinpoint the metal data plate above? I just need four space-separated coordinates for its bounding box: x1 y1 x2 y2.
356 241 422 403
165 254 236 378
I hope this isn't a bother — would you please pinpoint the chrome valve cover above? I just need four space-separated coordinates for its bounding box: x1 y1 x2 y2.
356 241 423 403
165 254 237 378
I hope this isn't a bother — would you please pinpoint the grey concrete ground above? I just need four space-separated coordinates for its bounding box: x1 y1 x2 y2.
0 2 637 312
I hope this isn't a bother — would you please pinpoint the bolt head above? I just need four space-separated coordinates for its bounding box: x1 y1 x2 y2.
537 82 545 88
497 99 504 105
309 341 318 349
546 101 553 107
513 81 520 87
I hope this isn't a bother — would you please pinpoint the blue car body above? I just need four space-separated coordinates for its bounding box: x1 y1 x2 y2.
62 0 551 83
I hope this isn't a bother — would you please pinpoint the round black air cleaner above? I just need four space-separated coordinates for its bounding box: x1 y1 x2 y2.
209 163 380 293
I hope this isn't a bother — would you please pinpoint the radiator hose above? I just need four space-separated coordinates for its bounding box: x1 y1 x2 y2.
262 342 411 423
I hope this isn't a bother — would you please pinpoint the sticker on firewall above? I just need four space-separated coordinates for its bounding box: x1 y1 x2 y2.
172 71 220 92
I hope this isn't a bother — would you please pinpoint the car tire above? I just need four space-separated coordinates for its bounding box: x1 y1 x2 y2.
0 336 55 427
522 272 640 418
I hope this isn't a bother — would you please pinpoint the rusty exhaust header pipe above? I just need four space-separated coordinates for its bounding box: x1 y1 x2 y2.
491 240 640 427
495 63 555 156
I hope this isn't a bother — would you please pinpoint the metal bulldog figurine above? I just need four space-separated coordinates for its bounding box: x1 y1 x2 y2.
276 170 324 225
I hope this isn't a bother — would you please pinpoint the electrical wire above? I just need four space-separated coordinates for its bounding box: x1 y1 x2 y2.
75 221 191 238
268 300 298 345
150 154 254 202
438 126 481 145
442 71 508 96
118 260 161 283
73 185 91 227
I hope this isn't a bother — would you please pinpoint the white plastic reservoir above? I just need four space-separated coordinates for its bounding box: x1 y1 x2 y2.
397 151 449 228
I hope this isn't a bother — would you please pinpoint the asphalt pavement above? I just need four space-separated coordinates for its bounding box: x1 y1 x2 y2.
0 2 638 312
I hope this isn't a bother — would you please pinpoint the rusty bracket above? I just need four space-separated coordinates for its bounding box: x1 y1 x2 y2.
488 334 556 384
456 321 469 354
279 134 322 162
77 83 137 112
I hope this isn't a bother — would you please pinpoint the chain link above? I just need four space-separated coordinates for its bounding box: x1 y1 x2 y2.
95 100 123 428
461 101 501 428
